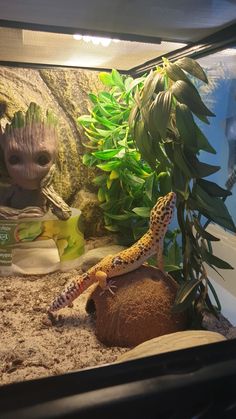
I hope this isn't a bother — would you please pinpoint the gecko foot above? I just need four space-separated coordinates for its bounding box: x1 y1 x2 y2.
95 270 116 296
99 280 117 296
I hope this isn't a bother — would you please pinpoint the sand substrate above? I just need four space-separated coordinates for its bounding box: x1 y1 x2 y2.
0 270 128 386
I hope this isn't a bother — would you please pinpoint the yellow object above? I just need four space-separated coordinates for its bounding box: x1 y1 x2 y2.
0 208 84 272
110 170 119 180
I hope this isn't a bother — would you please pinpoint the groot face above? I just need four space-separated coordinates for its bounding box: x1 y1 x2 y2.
4 124 57 190
1 103 58 190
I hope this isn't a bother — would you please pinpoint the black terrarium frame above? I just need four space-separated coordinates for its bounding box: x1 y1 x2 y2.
1 338 236 418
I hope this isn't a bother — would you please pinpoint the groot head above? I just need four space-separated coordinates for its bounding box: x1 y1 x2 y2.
0 102 58 190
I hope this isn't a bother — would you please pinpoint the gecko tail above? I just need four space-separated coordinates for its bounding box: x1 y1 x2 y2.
48 275 87 312
48 281 79 312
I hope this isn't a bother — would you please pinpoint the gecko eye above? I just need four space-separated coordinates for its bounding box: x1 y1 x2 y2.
36 152 51 166
8 154 21 165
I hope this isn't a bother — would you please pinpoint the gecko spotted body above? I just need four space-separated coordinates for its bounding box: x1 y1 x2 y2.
48 192 176 312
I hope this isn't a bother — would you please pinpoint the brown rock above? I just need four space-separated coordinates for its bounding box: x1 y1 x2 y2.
73 189 105 237
86 265 188 347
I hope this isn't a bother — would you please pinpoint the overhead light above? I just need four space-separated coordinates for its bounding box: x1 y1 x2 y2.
73 34 119 47
73 33 82 41
98 37 111 47
82 35 92 43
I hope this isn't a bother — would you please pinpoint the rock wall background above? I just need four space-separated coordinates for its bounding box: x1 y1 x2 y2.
0 66 105 236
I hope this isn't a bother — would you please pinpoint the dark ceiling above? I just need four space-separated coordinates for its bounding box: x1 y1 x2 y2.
0 0 235 44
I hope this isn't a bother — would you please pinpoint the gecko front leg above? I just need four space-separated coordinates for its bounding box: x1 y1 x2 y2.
95 271 116 296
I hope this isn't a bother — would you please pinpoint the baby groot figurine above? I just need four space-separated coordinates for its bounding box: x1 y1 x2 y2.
0 102 71 220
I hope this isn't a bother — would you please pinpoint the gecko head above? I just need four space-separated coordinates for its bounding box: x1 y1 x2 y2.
150 192 176 231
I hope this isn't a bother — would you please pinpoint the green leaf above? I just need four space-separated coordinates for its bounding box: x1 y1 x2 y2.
105 212 133 221
124 153 150 177
98 91 114 103
99 72 114 87
164 239 182 268
173 144 193 178
88 93 98 104
175 103 197 150
192 185 224 217
175 57 208 83
78 115 97 127
123 171 145 186
132 207 150 217
82 153 97 167
195 125 216 154
145 173 155 201
92 174 107 186
82 140 97 149
171 80 215 117
93 114 118 129
186 153 220 178
201 247 234 269
191 184 236 232
96 102 116 120
97 161 122 171
95 127 112 137
196 179 232 198
195 114 210 125
123 76 133 91
207 263 225 280
174 278 201 312
141 71 164 105
158 172 172 195
111 69 124 90
98 187 106 202
166 62 190 84
204 293 220 316
125 76 144 93
134 119 156 168
165 265 182 272
141 70 155 104
149 91 172 137
158 172 172 196
206 211 235 232
84 126 103 139
193 218 220 241
194 161 220 178
92 148 122 160
129 104 139 130
172 165 189 198
152 142 170 169
207 280 221 311
134 88 142 108
164 140 175 161
105 224 120 232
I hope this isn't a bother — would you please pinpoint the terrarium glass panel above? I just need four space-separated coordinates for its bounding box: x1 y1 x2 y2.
197 46 236 224
196 46 236 310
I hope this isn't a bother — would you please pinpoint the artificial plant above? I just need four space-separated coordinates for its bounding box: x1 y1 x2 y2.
130 56 236 316
78 69 181 271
